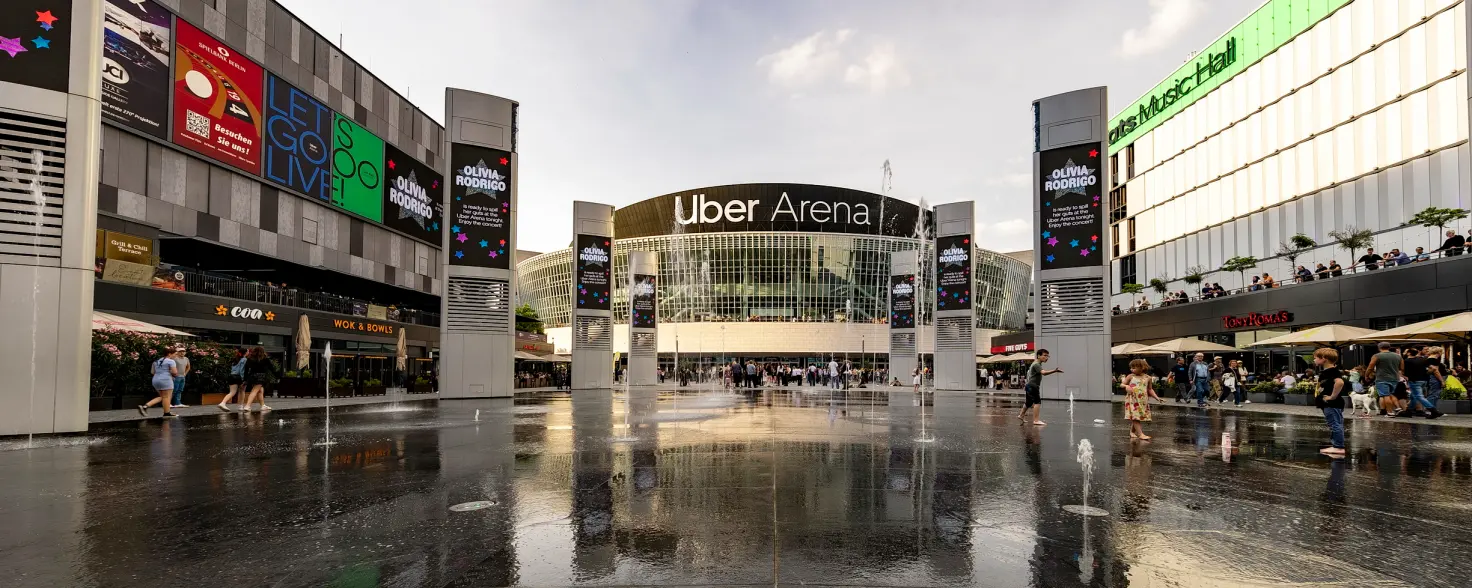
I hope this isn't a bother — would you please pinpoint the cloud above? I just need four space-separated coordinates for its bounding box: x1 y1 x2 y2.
757 29 854 87
1119 0 1205 58
843 43 910 92
985 172 1031 188
980 218 1031 237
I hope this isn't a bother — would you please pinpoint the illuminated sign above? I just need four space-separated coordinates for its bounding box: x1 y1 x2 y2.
329 317 396 335
631 274 656 328
215 304 276 322
935 234 971 311
990 342 1035 354
447 143 512 269
1221 310 1293 330
1109 39 1236 145
1038 143 1103 271
889 274 915 329
575 234 612 311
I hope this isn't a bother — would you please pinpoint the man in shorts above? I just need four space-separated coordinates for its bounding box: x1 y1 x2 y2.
1017 349 1063 426
1366 342 1403 416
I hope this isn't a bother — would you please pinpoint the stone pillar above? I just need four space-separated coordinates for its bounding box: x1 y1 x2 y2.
439 89 518 398
0 0 104 435
932 201 977 391
888 250 918 386
625 250 658 386
571 201 614 390
1032 87 1112 401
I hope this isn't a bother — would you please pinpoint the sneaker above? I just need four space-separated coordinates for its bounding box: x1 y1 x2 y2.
173 404 190 408
1244 400 1252 404
1394 411 1414 418
218 404 231 412
1235 403 1242 407
1426 410 1443 420
137 405 148 416
161 412 178 418
260 405 273 412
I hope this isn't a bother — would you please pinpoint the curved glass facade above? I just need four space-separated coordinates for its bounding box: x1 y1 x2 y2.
517 232 1030 331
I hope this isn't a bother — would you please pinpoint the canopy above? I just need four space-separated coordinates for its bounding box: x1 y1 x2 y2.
1144 337 1239 353
978 354 1011 364
92 312 193 336
542 354 572 363
1247 324 1379 347
1357 311 1472 342
1111 342 1170 355
514 351 545 361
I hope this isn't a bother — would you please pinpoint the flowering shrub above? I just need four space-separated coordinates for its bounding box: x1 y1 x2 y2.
90 330 238 398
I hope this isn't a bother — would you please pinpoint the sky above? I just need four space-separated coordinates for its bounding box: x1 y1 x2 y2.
279 0 1259 255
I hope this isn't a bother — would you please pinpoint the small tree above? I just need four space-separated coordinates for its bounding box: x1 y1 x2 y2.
516 303 545 334
1276 233 1317 269
1121 283 1145 307
1329 227 1374 265
1221 255 1258 290
1182 265 1206 296
1149 276 1169 301
1406 207 1469 250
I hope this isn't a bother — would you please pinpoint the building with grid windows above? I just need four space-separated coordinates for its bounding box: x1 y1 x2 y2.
516 184 1030 364
1108 0 1469 311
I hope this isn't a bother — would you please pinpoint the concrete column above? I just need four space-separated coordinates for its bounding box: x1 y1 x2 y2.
1032 87 1112 401
932 202 977 391
0 0 104 435
439 89 518 398
571 201 615 390
626 250 658 386
888 250 918 386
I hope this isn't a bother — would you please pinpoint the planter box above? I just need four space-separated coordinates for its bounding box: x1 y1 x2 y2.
120 395 153 410
327 386 354 398
89 396 117 411
1284 393 1310 406
1436 399 1470 414
200 392 228 405
410 383 434 394
359 385 387 397
1247 392 1277 404
277 377 325 397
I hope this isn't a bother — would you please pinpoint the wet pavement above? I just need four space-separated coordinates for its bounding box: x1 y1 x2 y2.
4 389 1471 587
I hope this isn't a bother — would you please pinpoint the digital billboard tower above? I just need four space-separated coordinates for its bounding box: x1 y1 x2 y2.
571 201 615 390
626 250 658 386
932 201 976 391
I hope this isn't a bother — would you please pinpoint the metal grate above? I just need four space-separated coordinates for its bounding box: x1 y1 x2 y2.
630 331 657 356
889 331 915 356
934 316 972 352
0 108 66 265
445 276 511 333
575 316 612 350
1038 277 1106 335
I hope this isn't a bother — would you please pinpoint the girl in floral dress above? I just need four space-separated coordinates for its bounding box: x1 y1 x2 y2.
1124 358 1160 440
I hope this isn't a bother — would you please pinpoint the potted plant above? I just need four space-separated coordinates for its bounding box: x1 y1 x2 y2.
1437 384 1469 415
329 377 354 398
360 378 387 396
410 375 434 393
276 367 321 398
1283 380 1316 406
1247 380 1282 404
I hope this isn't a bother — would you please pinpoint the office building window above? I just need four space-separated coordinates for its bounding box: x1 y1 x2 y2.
1120 254 1137 288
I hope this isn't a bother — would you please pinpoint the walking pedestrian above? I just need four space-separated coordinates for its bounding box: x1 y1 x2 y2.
1123 359 1159 440
239 346 278 412
1367 342 1403 416
1170 357 1189 403
217 348 247 411
1209 356 1225 402
1314 348 1347 456
828 357 840 389
1400 347 1443 419
912 367 921 393
170 345 191 408
1426 346 1447 405
138 347 181 418
1017 349 1062 426
1222 359 1240 406
1188 353 1211 408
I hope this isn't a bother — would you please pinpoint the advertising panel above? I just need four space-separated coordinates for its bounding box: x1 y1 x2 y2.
383 143 443 245
1038 143 1103 271
101 0 171 138
575 234 612 311
172 18 262 174
330 114 384 221
631 274 657 329
935 234 971 311
0 2 72 92
889 274 915 329
612 184 929 239
263 74 331 201
447 143 512 269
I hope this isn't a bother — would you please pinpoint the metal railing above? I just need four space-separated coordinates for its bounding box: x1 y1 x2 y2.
146 265 441 326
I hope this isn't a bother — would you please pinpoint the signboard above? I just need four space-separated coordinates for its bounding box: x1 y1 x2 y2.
328 316 396 335
990 342 1035 354
172 18 262 174
330 114 384 221
1222 310 1293 330
613 184 929 239
101 0 171 138
1038 143 1103 271
382 143 443 245
0 2 72 92
447 143 512 269
214 303 278 322
934 234 972 311
102 260 154 286
575 233 612 311
100 230 153 263
263 74 331 201
366 304 387 320
889 274 915 329
631 274 656 328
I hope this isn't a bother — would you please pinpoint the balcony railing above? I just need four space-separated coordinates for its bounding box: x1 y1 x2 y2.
132 264 441 327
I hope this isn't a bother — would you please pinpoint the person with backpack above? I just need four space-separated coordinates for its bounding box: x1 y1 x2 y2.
217 348 247 412
138 347 181 418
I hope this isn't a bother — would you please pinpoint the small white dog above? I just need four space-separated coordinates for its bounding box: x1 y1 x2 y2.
1349 389 1376 416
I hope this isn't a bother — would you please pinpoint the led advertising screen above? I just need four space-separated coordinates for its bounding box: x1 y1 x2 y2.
263 74 331 201
889 274 915 329
101 0 171 138
447 143 512 269
172 18 262 174
330 113 384 221
0 2 72 93
631 274 656 328
383 143 443 245
1038 143 1104 271
935 234 971 311
575 234 612 311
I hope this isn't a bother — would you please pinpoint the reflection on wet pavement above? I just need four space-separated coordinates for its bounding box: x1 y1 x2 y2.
3 390 1470 587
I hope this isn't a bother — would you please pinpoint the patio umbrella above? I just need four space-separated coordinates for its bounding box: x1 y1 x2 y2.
294 315 311 370
1356 311 1472 342
92 311 193 336
1111 342 1169 355
1247 324 1380 347
395 327 407 371
1144 337 1239 354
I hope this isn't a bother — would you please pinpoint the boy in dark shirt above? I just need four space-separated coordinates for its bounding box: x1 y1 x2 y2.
1314 348 1347 456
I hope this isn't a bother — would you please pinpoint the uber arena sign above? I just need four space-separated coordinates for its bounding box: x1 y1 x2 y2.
676 192 871 226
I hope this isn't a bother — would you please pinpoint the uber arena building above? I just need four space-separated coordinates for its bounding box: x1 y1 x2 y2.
516 184 1031 367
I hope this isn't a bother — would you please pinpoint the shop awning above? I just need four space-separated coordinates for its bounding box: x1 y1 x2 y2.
1143 337 1238 353
541 354 572 363
515 351 545 361
1247 324 1379 347
92 311 193 337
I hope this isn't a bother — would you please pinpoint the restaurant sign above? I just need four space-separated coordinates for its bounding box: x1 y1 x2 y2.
1222 310 1292 330
215 304 277 322
990 342 1035 354
330 317 396 335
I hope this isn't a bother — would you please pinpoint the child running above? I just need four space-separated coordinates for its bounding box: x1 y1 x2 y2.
1123 359 1160 440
